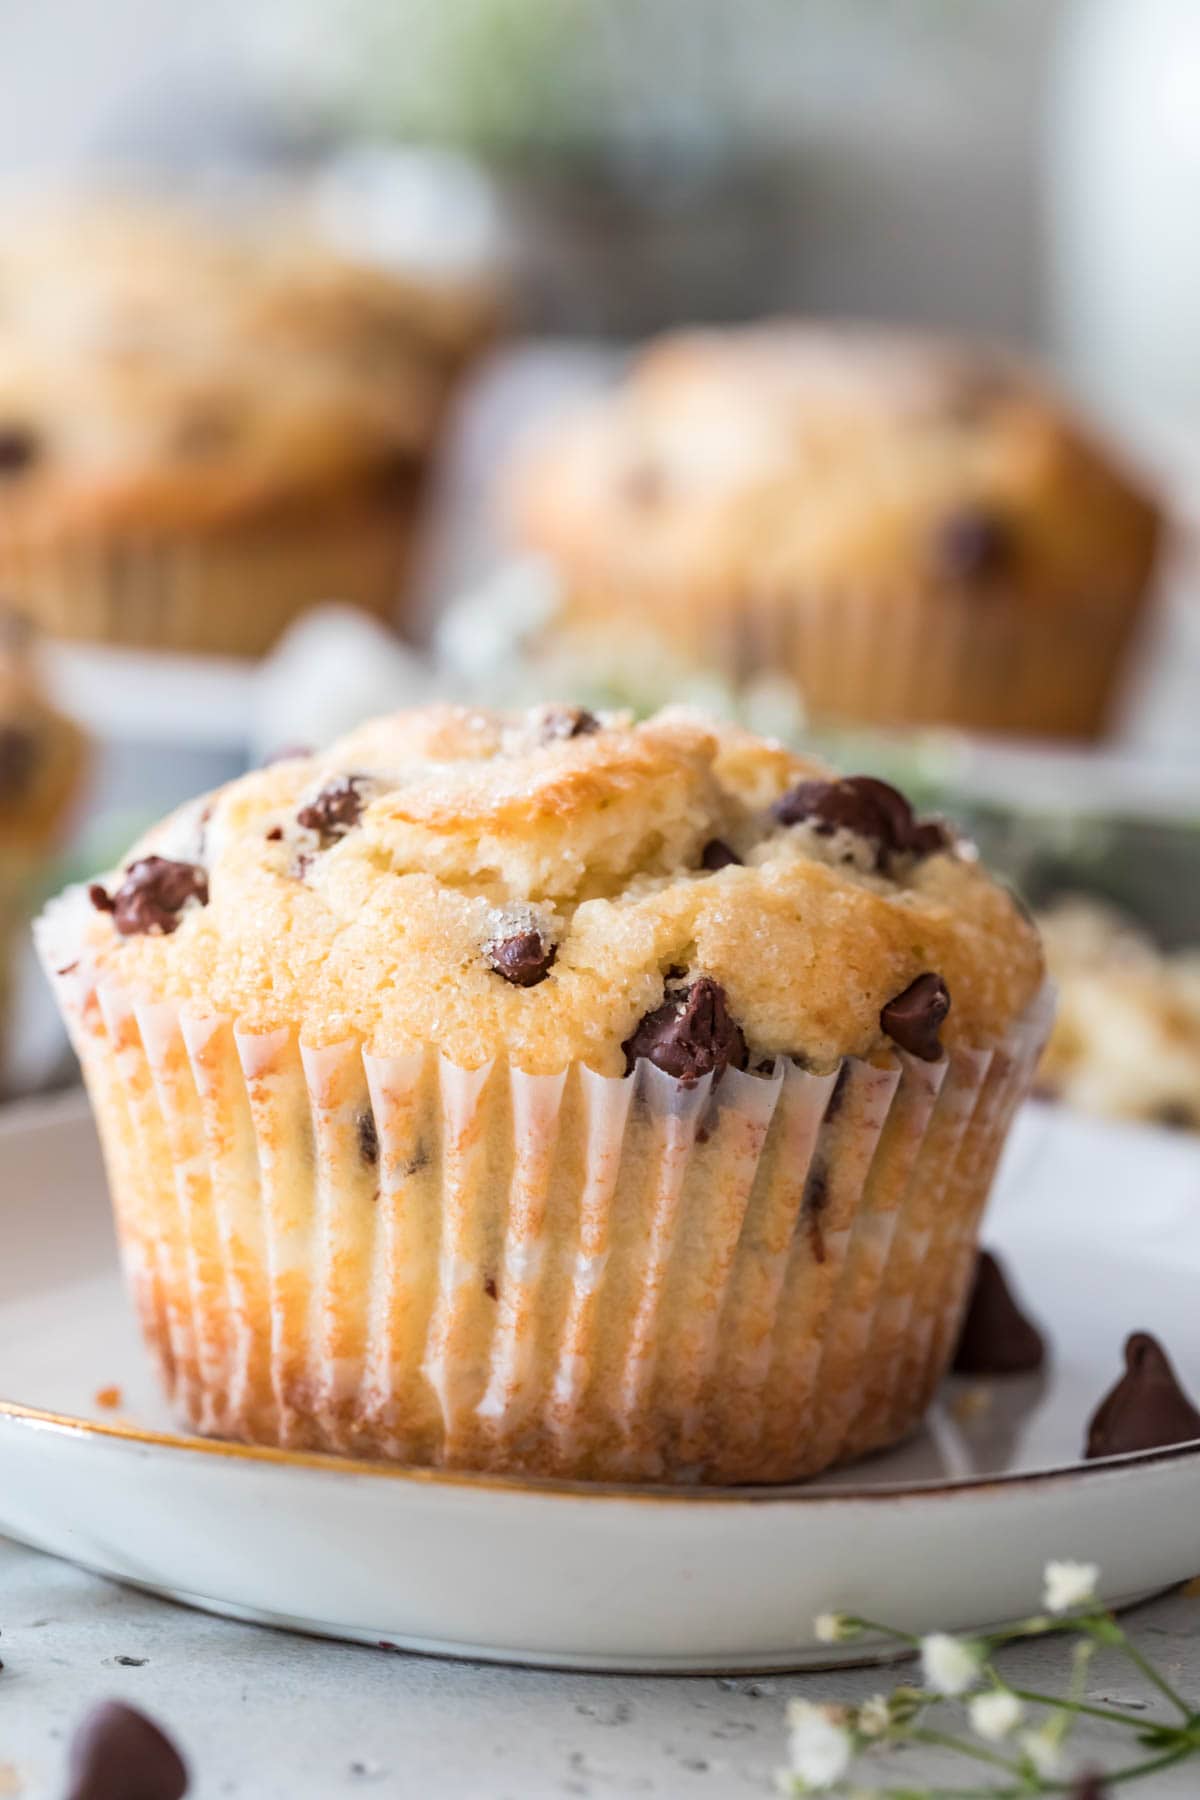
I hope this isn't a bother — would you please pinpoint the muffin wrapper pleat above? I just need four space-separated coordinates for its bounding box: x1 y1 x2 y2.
41 933 1051 1482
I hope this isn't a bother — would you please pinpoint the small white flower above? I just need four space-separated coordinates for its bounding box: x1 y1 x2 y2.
920 1632 983 1696
814 1612 859 1645
1043 1559 1100 1615
1018 1724 1065 1780
968 1689 1023 1741
787 1699 854 1791
856 1694 891 1739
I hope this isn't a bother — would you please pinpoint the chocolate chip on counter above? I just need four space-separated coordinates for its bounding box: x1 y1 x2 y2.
0 724 37 796
700 838 742 872
357 1109 379 1167
66 1699 188 1800
487 927 557 988
0 423 39 477
1085 1332 1200 1460
534 705 601 742
296 775 370 842
952 1250 1045 1376
880 973 950 1061
622 976 748 1087
934 507 1014 583
89 857 208 937
772 775 949 870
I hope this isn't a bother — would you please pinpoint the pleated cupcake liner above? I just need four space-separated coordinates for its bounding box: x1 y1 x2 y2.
548 575 1151 741
0 481 423 658
38 896 1052 1483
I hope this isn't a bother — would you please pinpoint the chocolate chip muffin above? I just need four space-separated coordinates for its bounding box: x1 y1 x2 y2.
0 194 500 657
0 610 85 1044
507 322 1162 740
39 704 1048 1482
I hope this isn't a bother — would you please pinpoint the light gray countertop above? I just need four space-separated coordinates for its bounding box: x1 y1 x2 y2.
3 1538 1199 1799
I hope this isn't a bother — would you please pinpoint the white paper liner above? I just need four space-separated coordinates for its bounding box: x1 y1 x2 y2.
37 898 1051 1483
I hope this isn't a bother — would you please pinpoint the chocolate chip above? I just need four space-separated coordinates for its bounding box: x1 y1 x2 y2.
265 825 283 842
880 973 950 1061
297 775 370 842
700 838 741 872
622 976 748 1087
483 1275 498 1301
535 705 601 742
357 1109 378 1166
772 775 948 871
0 724 37 796
934 508 1015 583
487 928 557 987
1085 1332 1200 1460
66 1699 188 1800
89 857 208 937
952 1250 1045 1376
0 424 39 477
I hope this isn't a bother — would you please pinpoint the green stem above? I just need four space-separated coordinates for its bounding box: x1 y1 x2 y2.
906 1726 1024 1776
851 1615 920 1646
1109 1628 1192 1722
1006 1686 1163 1731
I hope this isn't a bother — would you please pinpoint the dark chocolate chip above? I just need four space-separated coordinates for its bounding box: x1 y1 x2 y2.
357 1109 379 1166
1085 1332 1200 1461
90 857 208 937
535 705 601 742
483 1275 498 1301
700 838 742 872
772 775 949 871
66 1700 188 1800
487 927 557 988
0 724 38 797
297 775 370 843
952 1250 1045 1376
265 825 283 842
622 976 748 1087
0 424 39 477
880 973 950 1061
934 508 1015 583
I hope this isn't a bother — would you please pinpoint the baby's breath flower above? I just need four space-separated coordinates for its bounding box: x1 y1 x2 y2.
1043 1560 1100 1615
920 1632 983 1696
855 1694 892 1739
814 1612 860 1645
1019 1724 1066 1779
787 1699 854 1791
968 1689 1023 1741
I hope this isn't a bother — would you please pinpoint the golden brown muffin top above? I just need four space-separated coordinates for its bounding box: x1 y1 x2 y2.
66 704 1043 1076
0 612 86 852
0 195 499 535
509 322 1161 607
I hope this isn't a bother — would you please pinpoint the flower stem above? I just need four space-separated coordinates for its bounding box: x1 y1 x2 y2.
1005 1685 1162 1731
1108 1627 1192 1722
906 1726 1024 1776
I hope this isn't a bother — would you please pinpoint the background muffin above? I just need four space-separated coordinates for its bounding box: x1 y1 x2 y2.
0 610 85 1054
506 322 1162 740
0 194 501 657
41 703 1046 1483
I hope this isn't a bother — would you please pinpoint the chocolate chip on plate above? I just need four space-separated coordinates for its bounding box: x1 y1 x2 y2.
934 507 1015 583
700 838 742 872
622 976 748 1087
952 1250 1045 1376
1085 1332 1200 1460
880 972 950 1061
772 775 948 870
535 705 601 743
487 927 557 988
89 857 208 937
66 1699 188 1800
296 775 370 842
0 423 39 477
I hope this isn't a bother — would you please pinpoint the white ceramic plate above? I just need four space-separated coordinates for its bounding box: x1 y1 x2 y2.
2 1091 1199 1672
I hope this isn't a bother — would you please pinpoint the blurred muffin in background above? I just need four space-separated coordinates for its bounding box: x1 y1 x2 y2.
506 322 1162 740
1037 897 1200 1131
0 610 85 1046
0 195 501 658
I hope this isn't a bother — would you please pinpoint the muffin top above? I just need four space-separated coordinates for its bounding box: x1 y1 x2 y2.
67 704 1043 1076
0 611 85 853
509 322 1161 606
0 195 499 535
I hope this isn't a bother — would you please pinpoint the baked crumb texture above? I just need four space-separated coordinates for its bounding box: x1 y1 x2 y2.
41 704 1049 1481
